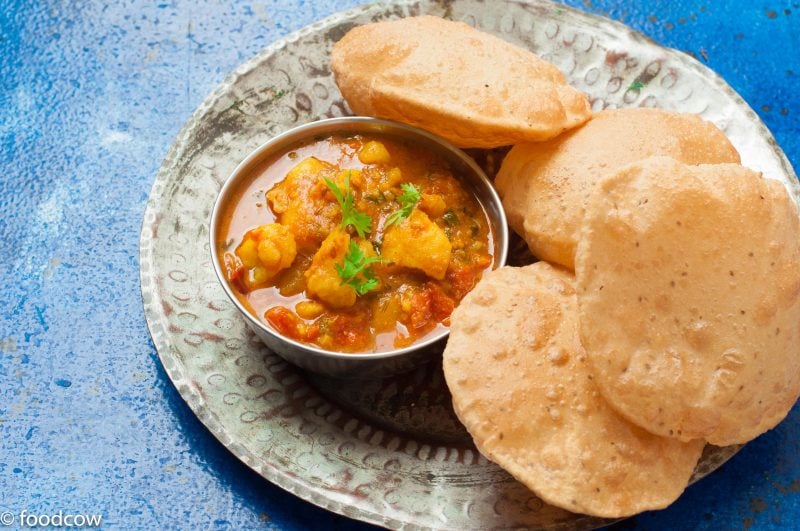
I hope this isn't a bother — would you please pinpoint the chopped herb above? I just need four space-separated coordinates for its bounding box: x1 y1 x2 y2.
469 219 480 236
364 191 386 204
384 183 421 228
628 80 646 91
324 173 372 238
336 241 381 295
443 209 459 227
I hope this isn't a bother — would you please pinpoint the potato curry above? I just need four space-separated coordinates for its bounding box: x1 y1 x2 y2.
217 134 494 352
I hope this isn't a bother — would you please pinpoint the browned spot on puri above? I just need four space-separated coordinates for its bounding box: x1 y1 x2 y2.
161 299 173 316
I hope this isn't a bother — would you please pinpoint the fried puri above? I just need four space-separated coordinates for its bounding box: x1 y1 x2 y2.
443 263 704 517
495 108 740 269
576 157 800 446
330 16 590 148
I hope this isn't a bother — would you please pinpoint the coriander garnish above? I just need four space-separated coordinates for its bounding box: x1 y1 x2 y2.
336 240 381 295
324 172 372 238
384 183 421 228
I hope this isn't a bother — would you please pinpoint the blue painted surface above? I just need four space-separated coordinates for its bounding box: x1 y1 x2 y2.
0 0 798 529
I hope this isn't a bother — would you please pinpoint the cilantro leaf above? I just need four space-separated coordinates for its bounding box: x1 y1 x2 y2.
324 172 372 238
353 272 379 295
335 240 381 296
346 209 372 240
384 183 421 229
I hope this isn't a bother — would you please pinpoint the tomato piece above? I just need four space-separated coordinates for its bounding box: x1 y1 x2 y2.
305 323 321 342
447 266 479 300
407 282 456 334
408 289 433 331
328 314 372 351
224 252 249 292
224 252 244 282
426 282 455 321
265 306 319 342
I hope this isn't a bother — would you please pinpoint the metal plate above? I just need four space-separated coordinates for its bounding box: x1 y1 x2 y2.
139 0 798 528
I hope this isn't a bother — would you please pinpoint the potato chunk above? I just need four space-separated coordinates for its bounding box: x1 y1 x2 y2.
358 140 391 164
419 193 447 218
382 209 452 279
235 223 297 290
304 229 356 308
378 167 403 192
266 157 340 250
295 300 325 319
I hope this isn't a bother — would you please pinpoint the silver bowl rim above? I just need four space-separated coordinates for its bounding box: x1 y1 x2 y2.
209 116 509 362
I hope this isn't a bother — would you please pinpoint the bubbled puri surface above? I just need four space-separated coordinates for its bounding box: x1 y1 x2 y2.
444 263 705 517
575 157 800 446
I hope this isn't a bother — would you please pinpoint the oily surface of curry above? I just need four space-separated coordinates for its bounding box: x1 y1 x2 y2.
217 134 494 352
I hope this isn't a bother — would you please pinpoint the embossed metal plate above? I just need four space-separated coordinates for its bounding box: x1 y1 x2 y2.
139 0 798 528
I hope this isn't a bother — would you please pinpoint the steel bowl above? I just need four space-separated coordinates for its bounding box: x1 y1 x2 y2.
209 117 508 378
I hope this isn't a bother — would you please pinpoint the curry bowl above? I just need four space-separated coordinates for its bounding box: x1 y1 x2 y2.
209 117 509 378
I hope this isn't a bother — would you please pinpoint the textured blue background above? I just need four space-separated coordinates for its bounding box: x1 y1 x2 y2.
1 0 798 529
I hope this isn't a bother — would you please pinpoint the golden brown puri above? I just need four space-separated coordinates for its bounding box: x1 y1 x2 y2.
576 156 800 446
443 263 704 518
494 108 741 269
330 16 590 148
